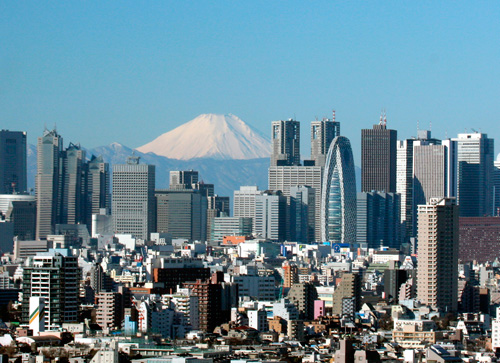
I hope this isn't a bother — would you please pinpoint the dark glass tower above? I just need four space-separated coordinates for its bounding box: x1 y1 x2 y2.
0 130 27 194
361 116 397 193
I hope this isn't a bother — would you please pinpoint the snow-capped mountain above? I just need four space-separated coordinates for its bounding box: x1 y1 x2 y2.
137 113 271 160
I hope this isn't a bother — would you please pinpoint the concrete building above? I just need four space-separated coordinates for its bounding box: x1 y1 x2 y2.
289 186 316 243
417 198 459 311
112 155 156 240
95 292 123 331
0 194 36 241
268 166 323 241
169 170 199 189
156 189 207 242
310 112 340 167
0 130 27 194
459 217 500 263
22 251 80 330
332 273 361 317
13 238 49 260
87 155 111 218
271 119 300 167
211 217 252 244
453 133 494 217
254 190 287 242
361 117 397 193
287 282 318 320
321 136 357 244
61 143 86 225
36 129 63 240
233 186 263 232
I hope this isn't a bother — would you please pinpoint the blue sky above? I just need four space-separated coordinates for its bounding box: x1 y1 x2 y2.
2 2 500 164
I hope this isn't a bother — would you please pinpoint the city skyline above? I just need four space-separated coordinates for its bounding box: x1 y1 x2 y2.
2 2 500 166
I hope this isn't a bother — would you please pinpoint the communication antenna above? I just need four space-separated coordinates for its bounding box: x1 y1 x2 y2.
332 109 336 122
383 109 387 127
379 110 383 125
429 121 432 131
417 120 420 132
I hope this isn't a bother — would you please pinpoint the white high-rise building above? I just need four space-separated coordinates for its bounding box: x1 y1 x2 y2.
254 191 287 241
269 166 323 241
416 198 459 312
112 156 155 240
233 186 263 232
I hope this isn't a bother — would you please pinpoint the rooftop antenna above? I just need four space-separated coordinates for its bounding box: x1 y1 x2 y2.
332 109 336 122
379 110 383 126
54 123 57 132
383 109 387 127
429 121 432 131
417 120 420 132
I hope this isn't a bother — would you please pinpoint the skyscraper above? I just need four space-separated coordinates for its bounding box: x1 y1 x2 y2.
268 166 323 241
62 143 86 225
87 155 111 218
112 155 156 240
310 111 340 167
271 119 300 166
413 139 457 214
356 191 401 249
254 190 287 242
0 130 27 194
494 156 500 216
417 198 459 311
36 129 63 240
289 185 316 243
453 133 494 217
155 189 207 242
169 170 199 189
361 115 397 193
320 136 357 244
233 186 263 233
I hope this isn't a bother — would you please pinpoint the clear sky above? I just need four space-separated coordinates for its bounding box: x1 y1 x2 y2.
2 1 500 164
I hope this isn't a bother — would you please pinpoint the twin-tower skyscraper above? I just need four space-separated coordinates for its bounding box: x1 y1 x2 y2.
268 112 357 244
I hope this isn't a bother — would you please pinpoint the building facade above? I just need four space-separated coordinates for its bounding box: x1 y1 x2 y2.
112 156 156 240
271 119 300 167
361 120 397 193
417 198 459 311
320 136 357 244
0 130 27 194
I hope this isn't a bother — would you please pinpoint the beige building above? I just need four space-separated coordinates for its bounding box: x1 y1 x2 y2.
416 198 459 311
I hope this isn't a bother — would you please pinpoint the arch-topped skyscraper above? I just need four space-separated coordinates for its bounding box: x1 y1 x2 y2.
321 136 357 244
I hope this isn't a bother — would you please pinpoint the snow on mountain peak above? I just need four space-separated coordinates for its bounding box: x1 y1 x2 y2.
136 114 271 160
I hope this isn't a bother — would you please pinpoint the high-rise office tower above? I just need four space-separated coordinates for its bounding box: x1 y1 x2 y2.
254 190 287 242
289 186 316 243
494 156 500 216
206 195 230 243
269 166 323 241
417 198 459 311
396 138 416 242
413 139 457 213
155 189 207 242
170 170 199 189
271 119 300 166
0 130 27 194
320 136 357 244
87 155 111 218
357 191 400 249
62 143 86 225
396 130 443 241
310 111 340 167
22 251 80 330
233 186 263 233
36 129 63 240
112 155 156 240
361 115 397 193
453 133 494 217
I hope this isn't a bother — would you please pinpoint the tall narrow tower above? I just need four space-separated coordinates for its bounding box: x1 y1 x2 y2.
271 119 300 166
417 198 459 311
452 133 494 217
361 113 397 193
0 130 27 194
36 129 63 240
310 110 340 167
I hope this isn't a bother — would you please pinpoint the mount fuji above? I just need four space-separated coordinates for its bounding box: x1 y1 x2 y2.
137 113 271 160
